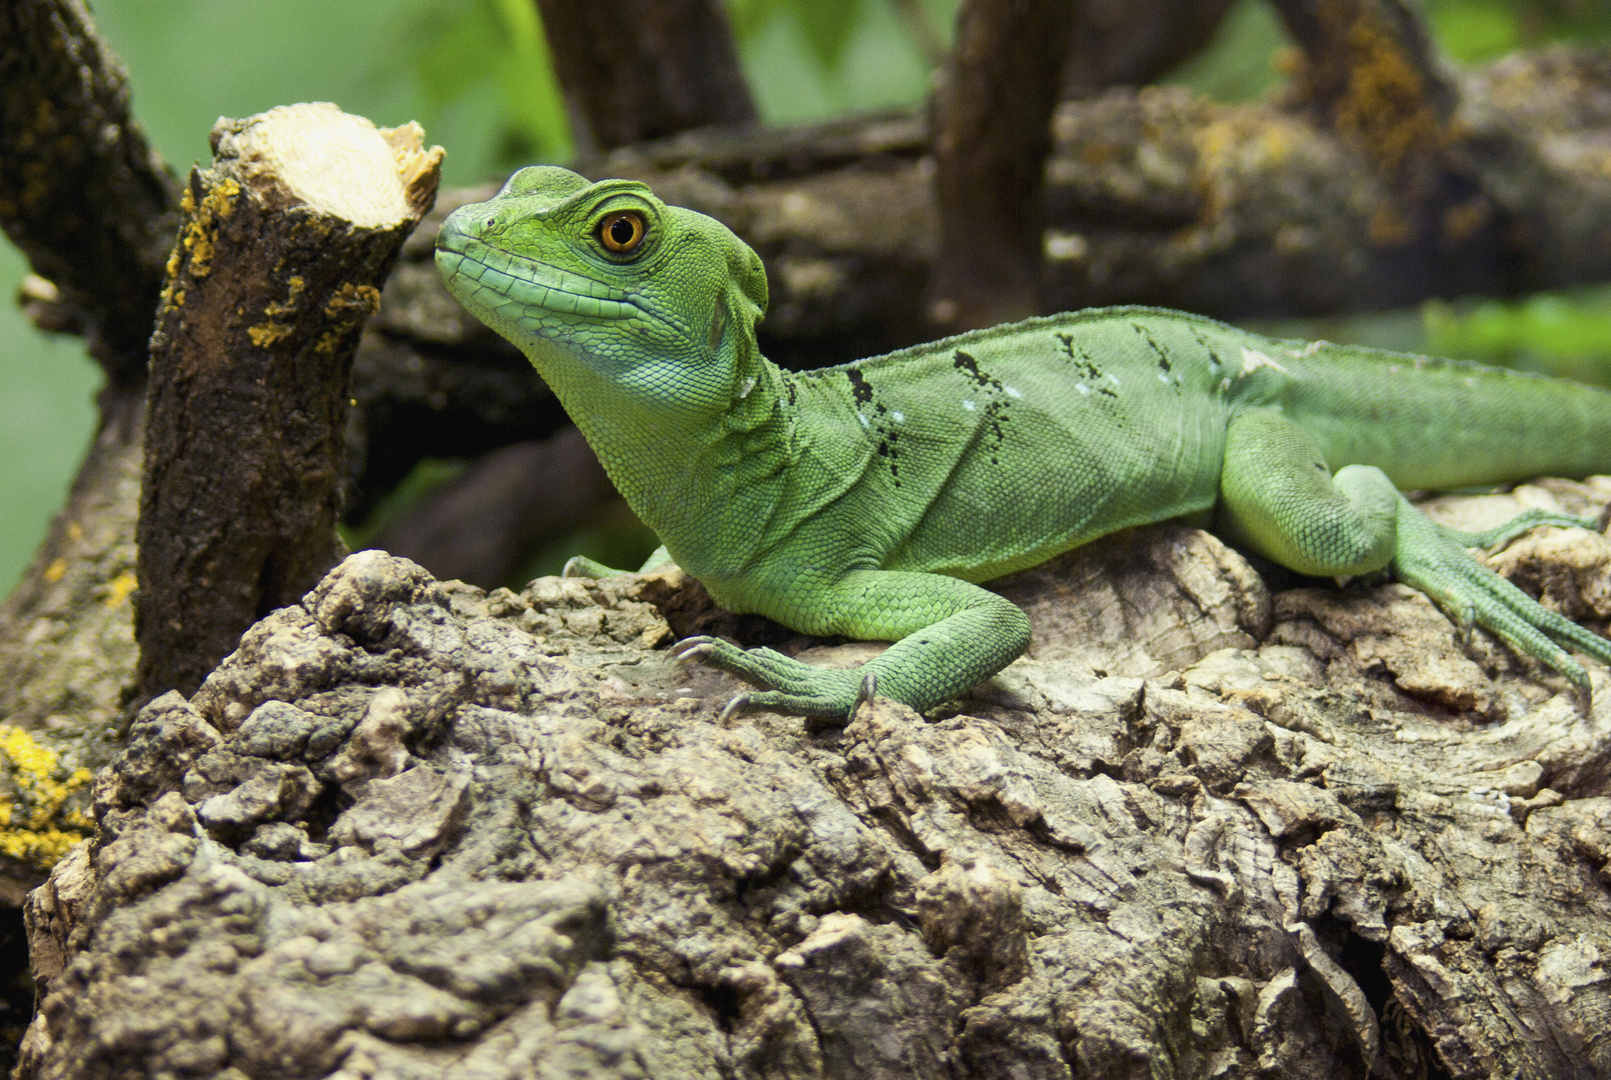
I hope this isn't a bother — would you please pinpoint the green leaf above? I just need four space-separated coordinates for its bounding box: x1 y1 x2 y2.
406 0 570 168
788 0 862 71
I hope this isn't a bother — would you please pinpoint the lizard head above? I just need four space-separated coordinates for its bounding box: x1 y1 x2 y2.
435 166 769 418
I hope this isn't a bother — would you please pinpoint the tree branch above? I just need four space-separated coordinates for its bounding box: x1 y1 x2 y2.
0 0 179 386
134 104 442 704
927 0 1074 331
533 0 756 152
1062 0 1239 97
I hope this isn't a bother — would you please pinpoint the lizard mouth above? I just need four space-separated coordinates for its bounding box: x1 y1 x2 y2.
435 219 645 323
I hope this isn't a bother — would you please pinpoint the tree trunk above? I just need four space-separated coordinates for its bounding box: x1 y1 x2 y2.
534 0 756 152
133 104 442 706
18 479 1611 1078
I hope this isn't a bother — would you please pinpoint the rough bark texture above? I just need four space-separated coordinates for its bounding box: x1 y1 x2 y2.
928 0 1074 331
19 477 1611 1078
0 0 179 385
135 105 444 706
0 0 174 918
0 395 140 902
534 0 756 152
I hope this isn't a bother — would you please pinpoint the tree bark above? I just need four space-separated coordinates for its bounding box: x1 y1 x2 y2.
0 0 179 386
927 0 1074 331
134 104 443 706
0 0 175 917
534 0 756 152
19 478 1611 1078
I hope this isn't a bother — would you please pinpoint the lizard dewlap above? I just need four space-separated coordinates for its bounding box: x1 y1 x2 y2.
437 165 1611 719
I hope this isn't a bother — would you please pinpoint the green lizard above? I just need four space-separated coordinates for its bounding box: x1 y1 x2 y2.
435 165 1611 719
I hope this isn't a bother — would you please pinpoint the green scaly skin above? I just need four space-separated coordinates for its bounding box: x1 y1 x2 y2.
436 166 1611 719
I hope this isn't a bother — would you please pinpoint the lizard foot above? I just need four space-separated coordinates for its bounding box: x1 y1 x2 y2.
1396 514 1611 693
675 636 865 719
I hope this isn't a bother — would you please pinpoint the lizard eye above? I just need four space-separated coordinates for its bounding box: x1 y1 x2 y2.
598 211 646 255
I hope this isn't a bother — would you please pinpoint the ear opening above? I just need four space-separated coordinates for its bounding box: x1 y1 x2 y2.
736 247 769 321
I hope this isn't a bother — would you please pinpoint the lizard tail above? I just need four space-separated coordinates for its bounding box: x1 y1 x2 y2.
1279 343 1611 490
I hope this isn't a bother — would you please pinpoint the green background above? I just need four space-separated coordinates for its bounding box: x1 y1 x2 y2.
1 0 1607 592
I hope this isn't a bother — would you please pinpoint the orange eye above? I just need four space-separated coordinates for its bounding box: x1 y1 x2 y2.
598 211 646 254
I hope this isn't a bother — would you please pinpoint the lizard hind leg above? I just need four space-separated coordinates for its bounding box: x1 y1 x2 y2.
1219 408 1611 691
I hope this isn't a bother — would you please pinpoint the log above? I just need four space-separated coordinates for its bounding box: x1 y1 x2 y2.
18 477 1611 1078
134 104 443 706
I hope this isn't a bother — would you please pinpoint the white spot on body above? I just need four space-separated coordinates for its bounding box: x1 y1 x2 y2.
1107 373 1121 386
963 400 976 411
1158 372 1171 384
1076 383 1090 395
858 413 869 427
892 411 904 422
738 376 757 399
1388 365 1401 374
1238 346 1290 378
1005 386 1022 398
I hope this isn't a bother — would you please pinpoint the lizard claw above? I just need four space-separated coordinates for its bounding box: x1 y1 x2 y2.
719 693 753 724
852 671 878 714
673 636 718 663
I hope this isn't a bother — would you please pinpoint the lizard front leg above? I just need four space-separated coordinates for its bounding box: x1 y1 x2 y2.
677 570 1031 720
1219 408 1611 690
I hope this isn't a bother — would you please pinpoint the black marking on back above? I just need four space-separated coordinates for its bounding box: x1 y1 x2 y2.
951 351 1012 465
1133 321 1171 373
846 368 874 404
953 350 1003 392
1054 332 1104 382
1190 326 1225 371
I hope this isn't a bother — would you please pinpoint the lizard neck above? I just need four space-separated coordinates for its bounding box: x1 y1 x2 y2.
535 330 794 578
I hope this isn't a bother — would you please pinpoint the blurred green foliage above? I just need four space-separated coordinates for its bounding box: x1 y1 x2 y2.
1427 0 1611 61
1167 0 1291 103
7 0 1611 593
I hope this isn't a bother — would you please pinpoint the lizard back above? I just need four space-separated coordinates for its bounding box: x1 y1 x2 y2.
771 307 1244 583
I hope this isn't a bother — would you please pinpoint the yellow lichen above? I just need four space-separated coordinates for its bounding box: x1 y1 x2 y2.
0 726 92 870
173 175 242 283
248 321 294 348
103 569 138 609
325 283 382 320
43 558 67 584
263 276 305 318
